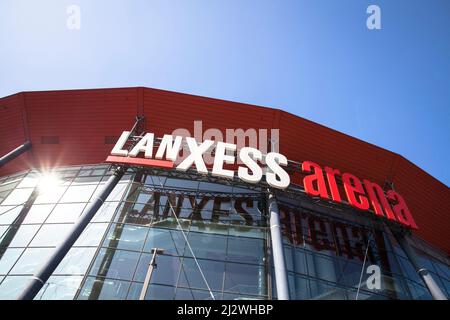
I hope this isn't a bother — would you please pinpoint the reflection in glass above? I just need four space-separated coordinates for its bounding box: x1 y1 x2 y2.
103 223 148 252
30 224 73 247
0 248 24 274
1 188 34 206
55 248 96 275
8 225 40 247
143 228 185 256
46 203 86 223
10 247 53 274
224 263 266 295
0 276 31 299
34 186 67 204
60 185 97 203
0 206 24 225
78 276 130 300
22 204 55 224
36 276 83 300
75 223 109 247
89 248 140 281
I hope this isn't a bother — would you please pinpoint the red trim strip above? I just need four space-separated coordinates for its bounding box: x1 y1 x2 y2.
105 155 174 169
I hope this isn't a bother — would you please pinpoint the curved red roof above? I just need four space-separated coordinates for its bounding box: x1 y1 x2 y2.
1 87 449 253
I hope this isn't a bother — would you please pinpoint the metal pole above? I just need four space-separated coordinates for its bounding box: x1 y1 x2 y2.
267 191 290 300
0 141 31 168
393 231 447 300
17 166 126 300
139 248 164 300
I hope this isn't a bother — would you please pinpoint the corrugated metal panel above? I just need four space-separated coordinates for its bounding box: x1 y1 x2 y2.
0 93 29 174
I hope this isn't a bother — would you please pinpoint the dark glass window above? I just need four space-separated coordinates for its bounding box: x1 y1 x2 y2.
143 228 185 256
184 232 227 261
103 223 148 252
134 254 182 286
89 248 140 281
224 262 266 295
36 275 83 300
78 277 130 300
227 237 264 265
179 258 225 292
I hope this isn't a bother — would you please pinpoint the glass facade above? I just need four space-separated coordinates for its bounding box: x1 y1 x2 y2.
0 164 449 300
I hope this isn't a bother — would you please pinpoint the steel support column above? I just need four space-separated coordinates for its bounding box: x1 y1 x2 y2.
267 191 290 300
0 141 31 168
17 166 126 300
394 231 447 300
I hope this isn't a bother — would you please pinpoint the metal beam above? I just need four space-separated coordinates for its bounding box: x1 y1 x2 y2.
139 248 164 300
17 166 126 300
0 141 31 168
267 191 290 300
393 231 447 300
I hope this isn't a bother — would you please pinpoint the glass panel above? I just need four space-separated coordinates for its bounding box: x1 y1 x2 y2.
46 203 86 223
72 176 103 185
2 188 34 205
292 274 310 300
54 248 97 275
222 293 264 300
10 248 54 275
189 220 229 235
406 280 432 300
224 262 266 295
185 232 227 261
105 183 129 202
143 175 166 186
0 276 32 299
309 279 348 300
165 178 199 189
294 248 308 275
143 228 185 256
60 185 97 203
35 186 67 204
78 277 130 300
179 258 225 291
8 225 40 247
174 287 219 300
89 248 140 281
30 224 73 247
36 275 83 300
227 237 264 264
228 226 265 239
0 225 7 241
22 204 55 224
128 283 175 300
75 223 109 247
0 248 24 274
0 206 23 225
134 254 182 286
92 202 119 222
16 173 39 188
103 223 148 252
198 182 233 193
307 252 340 283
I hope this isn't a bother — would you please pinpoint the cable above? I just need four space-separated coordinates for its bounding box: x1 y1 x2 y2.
355 236 371 300
150 175 216 300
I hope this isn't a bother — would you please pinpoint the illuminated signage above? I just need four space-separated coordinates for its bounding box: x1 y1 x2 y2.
106 131 418 230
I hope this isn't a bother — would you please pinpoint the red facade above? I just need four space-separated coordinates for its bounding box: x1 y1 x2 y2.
0 87 449 253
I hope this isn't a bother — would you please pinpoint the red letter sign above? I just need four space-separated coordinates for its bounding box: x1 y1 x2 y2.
363 179 397 221
342 173 369 210
302 161 329 200
387 190 418 229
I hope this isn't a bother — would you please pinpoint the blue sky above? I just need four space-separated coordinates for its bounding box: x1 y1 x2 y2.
1 0 449 186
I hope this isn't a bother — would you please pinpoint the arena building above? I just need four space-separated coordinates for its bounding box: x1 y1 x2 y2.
0 87 448 300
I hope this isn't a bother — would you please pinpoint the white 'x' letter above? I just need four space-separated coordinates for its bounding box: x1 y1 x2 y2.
176 137 214 174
